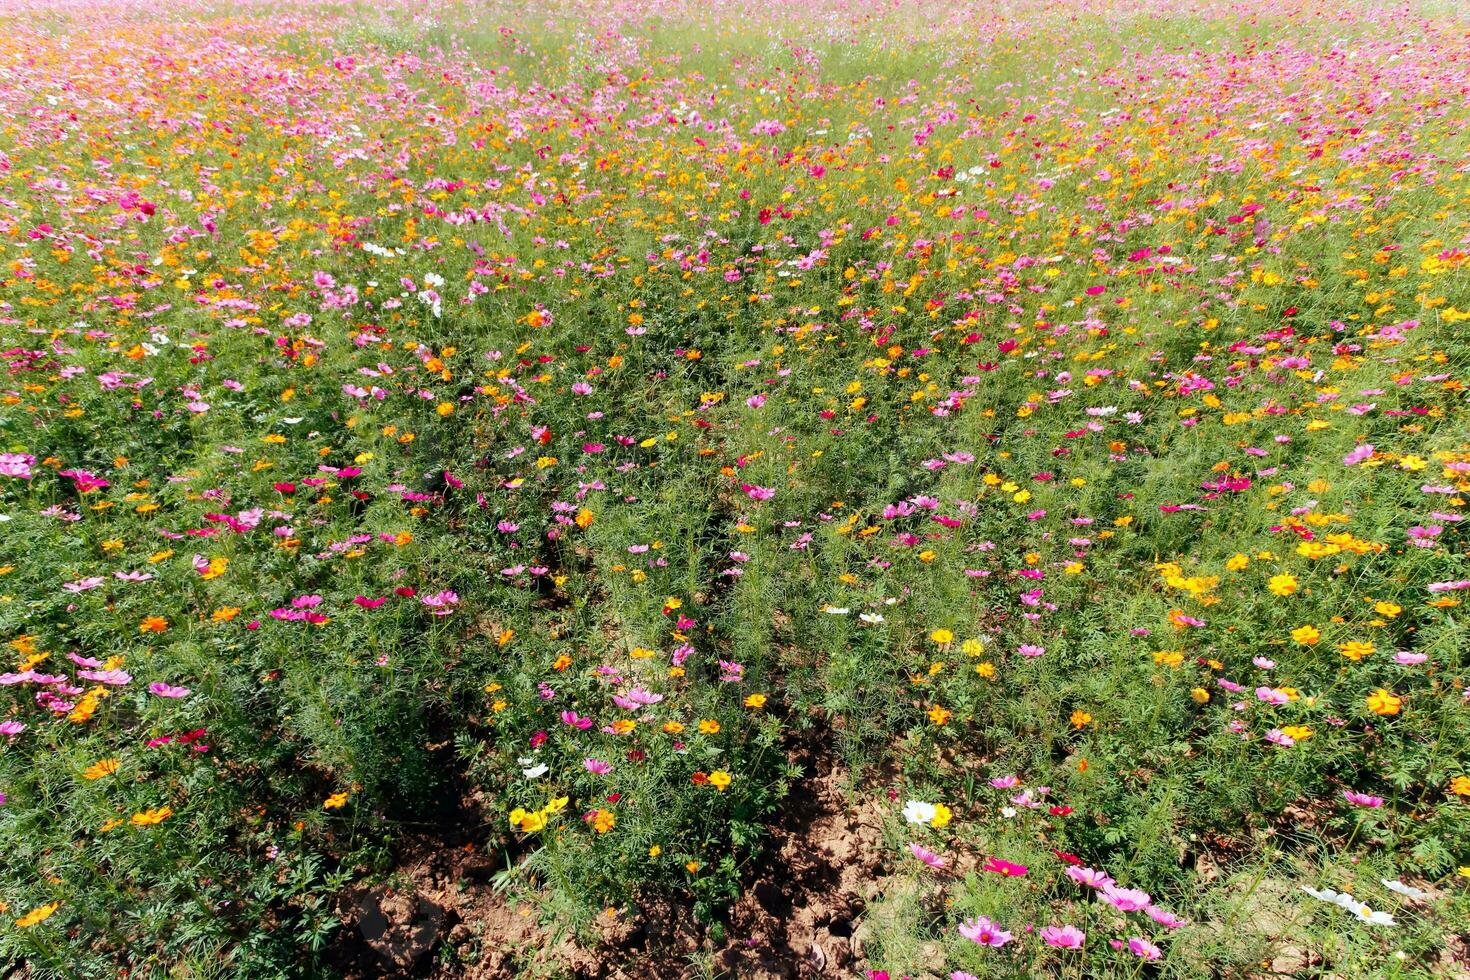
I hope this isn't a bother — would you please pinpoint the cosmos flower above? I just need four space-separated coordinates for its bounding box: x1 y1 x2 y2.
958 916 1012 947
1039 924 1085 949
908 843 946 868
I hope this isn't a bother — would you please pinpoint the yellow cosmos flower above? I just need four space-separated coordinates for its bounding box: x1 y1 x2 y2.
1365 689 1401 716
1267 573 1298 596
1291 625 1321 645
138 616 169 634
15 902 59 928
83 759 119 780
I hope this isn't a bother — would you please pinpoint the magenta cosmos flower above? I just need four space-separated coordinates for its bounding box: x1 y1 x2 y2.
983 857 1028 877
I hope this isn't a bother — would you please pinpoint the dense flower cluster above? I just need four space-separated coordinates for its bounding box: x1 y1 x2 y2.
2 0 1469 975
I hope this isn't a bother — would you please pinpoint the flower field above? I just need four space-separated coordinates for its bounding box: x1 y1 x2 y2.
3 0 1470 975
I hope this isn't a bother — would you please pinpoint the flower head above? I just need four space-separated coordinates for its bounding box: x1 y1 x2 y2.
958 915 1012 947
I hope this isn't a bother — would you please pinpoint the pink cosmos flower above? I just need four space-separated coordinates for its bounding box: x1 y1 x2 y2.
741 483 775 501
1017 644 1046 658
1342 444 1375 466
0 453 36 479
584 758 613 775
908 842 947 868
1066 866 1114 889
958 915 1012 947
149 682 191 699
78 669 132 686
612 687 665 710
1342 790 1384 807
420 590 459 615
1039 924 1085 949
1128 937 1162 961
1101 884 1151 911
1146 906 1189 929
1407 525 1442 548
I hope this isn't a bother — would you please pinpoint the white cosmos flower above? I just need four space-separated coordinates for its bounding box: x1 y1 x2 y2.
1301 886 1347 904
1381 879 1427 900
901 800 936 825
1352 904 1397 926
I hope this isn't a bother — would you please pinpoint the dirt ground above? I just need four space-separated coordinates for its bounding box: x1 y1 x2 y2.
333 734 895 979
